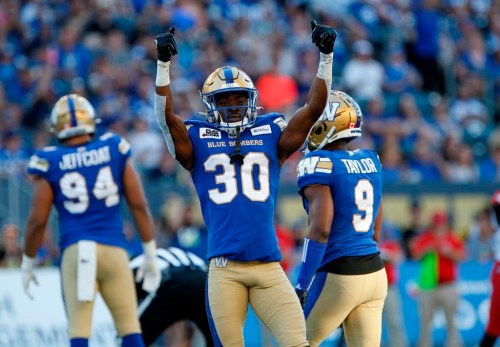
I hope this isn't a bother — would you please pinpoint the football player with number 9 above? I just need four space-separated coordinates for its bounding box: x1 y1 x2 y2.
21 94 161 347
154 19 337 347
295 90 387 347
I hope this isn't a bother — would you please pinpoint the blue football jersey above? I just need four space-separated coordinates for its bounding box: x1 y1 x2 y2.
27 133 131 252
297 149 383 265
186 114 288 261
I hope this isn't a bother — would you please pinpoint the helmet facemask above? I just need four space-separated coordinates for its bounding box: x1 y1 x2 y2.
200 66 259 137
202 89 257 137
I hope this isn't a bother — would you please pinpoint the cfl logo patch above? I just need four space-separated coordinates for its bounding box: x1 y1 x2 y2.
214 257 228 268
200 128 221 139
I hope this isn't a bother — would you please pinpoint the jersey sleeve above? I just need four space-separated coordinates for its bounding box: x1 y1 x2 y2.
26 150 51 179
365 149 383 170
100 132 131 160
270 113 287 133
117 136 132 159
296 152 333 191
185 120 199 142
266 113 287 142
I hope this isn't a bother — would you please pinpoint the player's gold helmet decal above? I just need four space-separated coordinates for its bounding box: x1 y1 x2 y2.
50 94 97 140
306 90 363 151
200 66 258 136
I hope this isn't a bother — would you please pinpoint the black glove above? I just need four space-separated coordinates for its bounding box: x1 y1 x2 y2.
155 26 178 62
311 19 337 54
295 288 307 309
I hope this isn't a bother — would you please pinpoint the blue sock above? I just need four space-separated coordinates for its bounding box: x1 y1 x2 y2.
70 338 89 347
122 333 145 347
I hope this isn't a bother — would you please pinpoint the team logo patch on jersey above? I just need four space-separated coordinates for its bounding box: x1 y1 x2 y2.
118 138 131 155
28 155 49 172
214 257 228 268
273 117 287 131
250 124 272 136
200 128 221 139
297 156 333 177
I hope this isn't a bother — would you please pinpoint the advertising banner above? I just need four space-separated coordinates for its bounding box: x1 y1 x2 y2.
0 261 495 347
0 268 116 347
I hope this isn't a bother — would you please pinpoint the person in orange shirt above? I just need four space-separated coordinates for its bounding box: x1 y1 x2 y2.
256 59 299 113
411 211 467 347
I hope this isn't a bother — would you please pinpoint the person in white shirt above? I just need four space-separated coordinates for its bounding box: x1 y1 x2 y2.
342 40 384 103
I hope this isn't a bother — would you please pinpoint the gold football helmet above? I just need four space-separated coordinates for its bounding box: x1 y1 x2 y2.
50 94 97 140
200 66 258 136
306 90 363 151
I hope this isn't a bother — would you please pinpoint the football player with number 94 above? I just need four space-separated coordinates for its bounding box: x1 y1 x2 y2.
21 94 161 347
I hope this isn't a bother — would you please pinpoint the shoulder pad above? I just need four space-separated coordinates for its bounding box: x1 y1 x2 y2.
99 132 115 141
297 154 333 178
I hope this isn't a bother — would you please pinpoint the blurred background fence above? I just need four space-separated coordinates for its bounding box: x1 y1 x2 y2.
0 177 497 236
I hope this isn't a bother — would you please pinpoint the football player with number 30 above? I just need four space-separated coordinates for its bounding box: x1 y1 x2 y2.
154 20 337 347
295 90 387 347
21 94 161 347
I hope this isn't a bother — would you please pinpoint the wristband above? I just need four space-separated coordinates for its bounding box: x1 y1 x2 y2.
21 254 35 271
316 52 333 80
142 240 157 258
156 61 170 86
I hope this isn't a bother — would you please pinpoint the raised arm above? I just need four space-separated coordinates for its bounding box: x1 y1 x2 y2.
154 26 194 171
278 20 337 165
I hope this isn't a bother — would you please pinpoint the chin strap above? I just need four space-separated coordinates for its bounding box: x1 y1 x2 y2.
230 126 244 165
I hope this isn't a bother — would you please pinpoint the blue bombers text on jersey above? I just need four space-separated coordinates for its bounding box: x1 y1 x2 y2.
27 133 131 252
297 148 383 265
186 113 287 261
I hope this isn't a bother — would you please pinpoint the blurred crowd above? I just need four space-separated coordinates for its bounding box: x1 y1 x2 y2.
0 0 499 187
1 0 499 332
2 2 500 345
